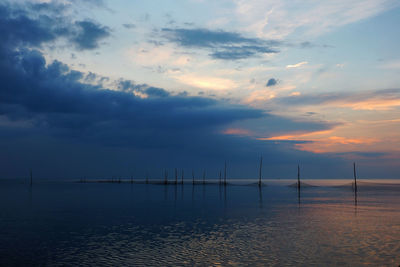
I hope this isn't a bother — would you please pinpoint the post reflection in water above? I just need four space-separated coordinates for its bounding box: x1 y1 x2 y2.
258 186 263 209
219 183 222 201
191 183 195 203
224 184 227 210
354 190 358 215
181 182 184 201
164 184 168 201
298 187 301 206
174 184 177 206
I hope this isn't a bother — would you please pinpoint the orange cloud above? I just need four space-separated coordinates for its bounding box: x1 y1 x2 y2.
173 74 236 91
223 128 252 136
259 130 379 154
258 130 333 141
295 136 379 153
244 90 276 103
341 99 400 111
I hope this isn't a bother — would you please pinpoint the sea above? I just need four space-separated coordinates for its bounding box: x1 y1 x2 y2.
0 179 399 266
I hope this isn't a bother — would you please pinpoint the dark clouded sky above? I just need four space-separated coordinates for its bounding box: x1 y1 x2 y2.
1 0 400 179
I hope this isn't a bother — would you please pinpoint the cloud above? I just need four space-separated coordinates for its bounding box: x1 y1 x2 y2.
379 59 400 69
0 2 110 51
274 89 400 110
233 0 399 39
222 128 252 136
72 20 110 50
118 80 170 98
295 136 379 154
172 74 237 91
123 23 136 29
2 42 340 178
161 28 279 60
0 2 362 178
286 61 308 69
210 45 277 60
266 78 278 87
0 48 266 148
231 117 340 139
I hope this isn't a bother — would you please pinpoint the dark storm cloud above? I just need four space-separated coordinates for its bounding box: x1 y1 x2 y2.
210 45 277 60
0 15 330 153
0 46 265 147
0 2 110 51
117 80 171 97
266 78 278 87
333 151 387 159
0 4 65 47
226 115 340 138
161 28 279 60
162 28 260 47
0 3 352 179
72 20 110 50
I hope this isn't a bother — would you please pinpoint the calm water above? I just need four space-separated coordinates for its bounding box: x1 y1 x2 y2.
0 179 399 266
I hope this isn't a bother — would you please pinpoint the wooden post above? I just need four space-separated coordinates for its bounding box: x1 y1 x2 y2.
297 164 300 190
353 162 358 193
164 170 168 185
146 172 149 184
258 156 263 187
175 168 178 184
192 169 195 185
219 170 222 184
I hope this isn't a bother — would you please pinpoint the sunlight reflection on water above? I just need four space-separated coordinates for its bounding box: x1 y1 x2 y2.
0 179 399 266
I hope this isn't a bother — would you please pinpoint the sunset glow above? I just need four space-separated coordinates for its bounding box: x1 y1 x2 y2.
0 0 399 178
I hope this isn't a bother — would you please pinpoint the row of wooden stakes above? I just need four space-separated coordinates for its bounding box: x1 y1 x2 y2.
30 157 359 192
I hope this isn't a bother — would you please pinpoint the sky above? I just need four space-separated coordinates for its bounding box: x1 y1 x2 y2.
1 0 400 179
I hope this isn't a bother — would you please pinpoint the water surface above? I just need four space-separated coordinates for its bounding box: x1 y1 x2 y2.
0 179 399 266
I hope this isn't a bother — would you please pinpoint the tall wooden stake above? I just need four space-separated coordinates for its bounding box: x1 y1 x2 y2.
175 168 178 184
192 169 195 185
219 170 222 184
258 156 263 187
353 162 358 193
297 164 300 190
